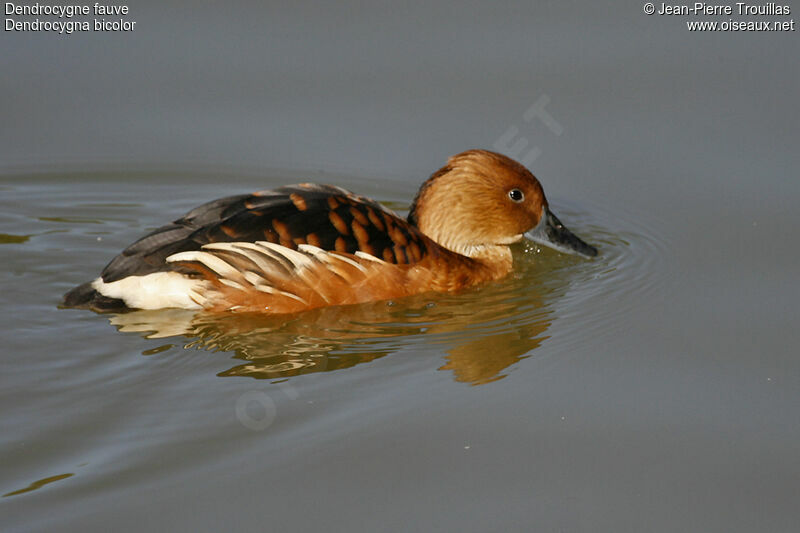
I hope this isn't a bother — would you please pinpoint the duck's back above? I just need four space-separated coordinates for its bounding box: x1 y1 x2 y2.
63 184 433 312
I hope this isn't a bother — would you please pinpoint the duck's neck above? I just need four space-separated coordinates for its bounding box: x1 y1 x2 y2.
462 244 513 278
409 212 514 281
435 242 514 282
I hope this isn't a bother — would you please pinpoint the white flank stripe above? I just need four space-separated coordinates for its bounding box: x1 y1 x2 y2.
255 241 315 270
253 284 308 304
297 244 326 255
330 253 368 273
354 251 385 263
167 251 240 279
220 243 281 274
248 243 293 271
219 279 246 291
242 271 268 286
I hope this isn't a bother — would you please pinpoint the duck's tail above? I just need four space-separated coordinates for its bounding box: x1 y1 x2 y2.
61 281 128 312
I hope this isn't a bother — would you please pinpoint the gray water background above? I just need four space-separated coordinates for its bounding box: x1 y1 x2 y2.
1 1 799 532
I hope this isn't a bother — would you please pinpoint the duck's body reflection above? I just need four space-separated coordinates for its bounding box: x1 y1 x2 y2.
109 258 559 385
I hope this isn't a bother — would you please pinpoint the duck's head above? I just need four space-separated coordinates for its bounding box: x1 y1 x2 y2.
408 149 597 258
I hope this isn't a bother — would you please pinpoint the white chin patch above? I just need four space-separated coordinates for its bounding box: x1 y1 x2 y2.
498 233 524 245
92 272 204 310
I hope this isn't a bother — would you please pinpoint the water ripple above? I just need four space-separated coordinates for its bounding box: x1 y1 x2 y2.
529 199 675 351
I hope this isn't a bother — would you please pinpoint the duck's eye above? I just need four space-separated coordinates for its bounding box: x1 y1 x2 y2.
508 189 524 203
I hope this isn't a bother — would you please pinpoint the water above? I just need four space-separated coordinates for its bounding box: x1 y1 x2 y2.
2 2 799 532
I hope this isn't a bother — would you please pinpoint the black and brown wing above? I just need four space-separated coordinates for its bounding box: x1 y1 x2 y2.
98 183 430 283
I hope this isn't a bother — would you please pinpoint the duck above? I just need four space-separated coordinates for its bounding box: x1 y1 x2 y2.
62 149 597 314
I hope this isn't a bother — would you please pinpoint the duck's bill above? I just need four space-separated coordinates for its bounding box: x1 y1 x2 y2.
525 207 598 258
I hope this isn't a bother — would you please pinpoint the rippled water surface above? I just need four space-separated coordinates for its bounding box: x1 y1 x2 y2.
2 2 799 532
5 176 651 385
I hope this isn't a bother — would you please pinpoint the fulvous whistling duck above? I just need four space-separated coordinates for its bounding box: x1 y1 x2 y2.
63 150 597 314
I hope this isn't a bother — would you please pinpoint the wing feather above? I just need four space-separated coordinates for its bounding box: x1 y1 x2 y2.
99 184 432 283
165 241 415 313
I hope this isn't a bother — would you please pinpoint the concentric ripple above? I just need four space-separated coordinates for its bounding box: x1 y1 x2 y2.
533 199 675 350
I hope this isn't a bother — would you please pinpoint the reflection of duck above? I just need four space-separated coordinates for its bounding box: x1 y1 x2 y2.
439 329 545 386
64 150 596 314
108 274 556 385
